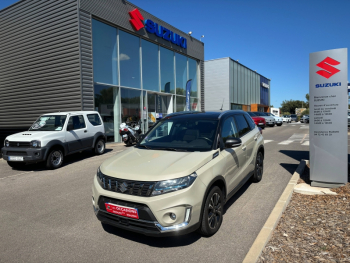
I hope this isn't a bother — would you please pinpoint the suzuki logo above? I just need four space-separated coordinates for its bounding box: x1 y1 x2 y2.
128 9 144 31
119 182 128 193
316 57 340 79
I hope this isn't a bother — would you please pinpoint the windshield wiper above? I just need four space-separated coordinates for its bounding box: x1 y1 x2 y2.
155 147 188 152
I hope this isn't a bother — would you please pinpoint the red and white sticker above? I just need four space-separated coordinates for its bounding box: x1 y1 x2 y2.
105 203 139 219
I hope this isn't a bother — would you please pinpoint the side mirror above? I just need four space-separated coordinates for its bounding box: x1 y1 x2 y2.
67 123 74 131
225 138 242 148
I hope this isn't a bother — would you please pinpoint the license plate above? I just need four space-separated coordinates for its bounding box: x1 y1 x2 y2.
258 123 264 125
122 135 127 138
8 156 23 161
105 203 139 219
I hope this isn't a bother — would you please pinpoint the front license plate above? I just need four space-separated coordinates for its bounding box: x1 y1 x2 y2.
8 156 23 161
105 203 139 219
258 123 264 126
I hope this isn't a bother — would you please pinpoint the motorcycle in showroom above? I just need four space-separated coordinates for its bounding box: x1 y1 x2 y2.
119 120 142 146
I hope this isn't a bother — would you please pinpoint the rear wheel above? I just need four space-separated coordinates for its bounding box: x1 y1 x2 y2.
94 139 105 155
46 149 63 169
199 186 223 236
251 151 263 182
7 161 25 169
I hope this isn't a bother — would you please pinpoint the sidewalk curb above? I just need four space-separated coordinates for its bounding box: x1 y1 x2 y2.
242 159 309 263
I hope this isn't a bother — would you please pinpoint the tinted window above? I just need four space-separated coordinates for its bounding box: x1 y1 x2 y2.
68 115 86 130
244 114 256 130
234 114 250 137
87 114 102 126
247 112 256 117
221 117 239 143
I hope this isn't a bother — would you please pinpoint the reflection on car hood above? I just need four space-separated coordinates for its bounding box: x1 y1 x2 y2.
100 147 216 181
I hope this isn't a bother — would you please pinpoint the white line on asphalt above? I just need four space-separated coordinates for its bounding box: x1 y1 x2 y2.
302 141 309 146
278 140 294 145
264 140 273 144
300 134 308 144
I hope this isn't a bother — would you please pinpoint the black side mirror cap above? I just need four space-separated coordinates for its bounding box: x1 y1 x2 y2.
225 138 242 148
67 124 74 131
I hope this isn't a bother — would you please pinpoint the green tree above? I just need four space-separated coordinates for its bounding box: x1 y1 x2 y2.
280 99 305 114
305 93 309 108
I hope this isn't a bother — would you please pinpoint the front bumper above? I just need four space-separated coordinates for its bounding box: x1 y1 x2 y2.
1 146 47 163
92 174 206 236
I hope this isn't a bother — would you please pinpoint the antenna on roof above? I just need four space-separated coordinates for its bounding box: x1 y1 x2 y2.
220 98 225 111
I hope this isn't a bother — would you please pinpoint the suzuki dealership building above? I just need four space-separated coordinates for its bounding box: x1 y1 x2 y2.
0 0 204 142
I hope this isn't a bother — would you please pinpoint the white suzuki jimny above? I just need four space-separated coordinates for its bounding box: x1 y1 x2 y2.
2 111 106 169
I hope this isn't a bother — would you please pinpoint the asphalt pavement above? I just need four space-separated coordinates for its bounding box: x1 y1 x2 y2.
0 123 312 263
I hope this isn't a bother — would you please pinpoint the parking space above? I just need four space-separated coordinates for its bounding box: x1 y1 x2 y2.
0 124 311 263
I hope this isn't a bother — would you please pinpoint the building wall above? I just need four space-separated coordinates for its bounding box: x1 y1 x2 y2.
204 58 230 111
0 0 81 142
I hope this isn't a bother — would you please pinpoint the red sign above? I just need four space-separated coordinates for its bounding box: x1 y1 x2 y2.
128 9 144 31
105 203 139 219
316 57 340 79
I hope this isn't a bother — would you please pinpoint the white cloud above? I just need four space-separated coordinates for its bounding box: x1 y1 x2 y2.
119 53 130 61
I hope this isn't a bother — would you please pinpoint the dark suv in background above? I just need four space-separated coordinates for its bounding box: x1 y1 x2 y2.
290 114 298 122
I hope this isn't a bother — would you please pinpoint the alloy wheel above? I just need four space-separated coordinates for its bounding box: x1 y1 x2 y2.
208 193 222 229
256 152 263 180
97 140 105 153
51 151 62 166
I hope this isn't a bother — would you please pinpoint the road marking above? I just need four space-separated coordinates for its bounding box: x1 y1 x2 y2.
264 140 273 144
300 134 308 144
302 141 309 146
278 140 294 145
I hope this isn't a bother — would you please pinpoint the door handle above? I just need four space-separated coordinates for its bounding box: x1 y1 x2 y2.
242 145 246 150
254 136 258 141
84 130 87 133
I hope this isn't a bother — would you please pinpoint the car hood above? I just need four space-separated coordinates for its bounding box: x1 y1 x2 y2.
260 116 275 121
100 147 216 181
252 117 265 122
6 131 60 142
272 116 283 121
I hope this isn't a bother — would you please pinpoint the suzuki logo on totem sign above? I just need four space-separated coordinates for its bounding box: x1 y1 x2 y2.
315 57 341 88
128 9 187 49
316 57 340 79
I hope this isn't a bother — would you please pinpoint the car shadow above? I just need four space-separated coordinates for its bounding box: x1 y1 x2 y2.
279 150 309 162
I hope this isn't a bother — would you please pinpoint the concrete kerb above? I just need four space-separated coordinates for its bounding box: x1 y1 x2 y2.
242 159 309 263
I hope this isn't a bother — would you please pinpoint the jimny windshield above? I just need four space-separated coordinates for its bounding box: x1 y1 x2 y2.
140 117 218 152
29 115 67 131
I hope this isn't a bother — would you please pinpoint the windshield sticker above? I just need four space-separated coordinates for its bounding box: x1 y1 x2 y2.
55 127 62 131
31 121 46 129
40 117 50 121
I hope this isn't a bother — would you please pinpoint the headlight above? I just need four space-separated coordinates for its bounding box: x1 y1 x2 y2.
31 140 41 148
151 173 197 196
4 140 9 147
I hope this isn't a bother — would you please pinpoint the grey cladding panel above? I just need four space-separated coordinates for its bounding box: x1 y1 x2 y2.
79 9 94 111
80 0 204 61
200 61 205 111
0 0 81 129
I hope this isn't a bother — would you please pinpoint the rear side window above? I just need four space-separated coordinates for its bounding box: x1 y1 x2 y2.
68 115 86 130
87 114 102 126
244 114 256 130
234 114 251 137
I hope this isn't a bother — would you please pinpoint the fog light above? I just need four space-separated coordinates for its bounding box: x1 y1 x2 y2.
170 213 176 220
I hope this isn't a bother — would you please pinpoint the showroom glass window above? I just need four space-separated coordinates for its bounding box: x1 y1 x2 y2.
175 53 187 95
176 96 186 112
188 58 198 97
142 39 159 92
119 30 140 89
120 88 141 123
92 19 118 85
160 47 174 94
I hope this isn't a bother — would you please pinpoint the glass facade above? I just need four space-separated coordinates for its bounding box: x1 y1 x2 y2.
92 19 200 142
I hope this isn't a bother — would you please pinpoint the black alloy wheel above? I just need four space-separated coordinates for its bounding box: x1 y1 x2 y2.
251 151 263 182
94 139 105 155
199 186 223 236
46 149 63 169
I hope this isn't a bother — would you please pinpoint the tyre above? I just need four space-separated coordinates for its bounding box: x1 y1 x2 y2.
199 186 223 236
277 123 282 126
46 148 64 169
7 161 25 169
94 138 105 155
251 151 264 182
269 124 275 127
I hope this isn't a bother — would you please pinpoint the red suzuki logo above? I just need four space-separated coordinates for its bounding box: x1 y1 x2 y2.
316 57 340 79
129 9 144 31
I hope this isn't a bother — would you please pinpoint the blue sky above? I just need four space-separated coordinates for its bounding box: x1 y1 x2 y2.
1 0 349 107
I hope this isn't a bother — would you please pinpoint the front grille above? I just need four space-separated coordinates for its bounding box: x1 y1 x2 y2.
6 151 27 156
98 172 156 197
9 141 31 148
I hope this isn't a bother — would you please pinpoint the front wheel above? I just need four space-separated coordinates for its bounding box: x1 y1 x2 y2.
7 161 25 169
94 139 105 155
251 151 263 182
46 149 64 169
199 186 223 236
277 123 282 126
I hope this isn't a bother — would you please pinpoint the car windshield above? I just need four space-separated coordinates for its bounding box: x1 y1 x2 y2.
139 117 218 152
291 114 297 117
29 115 67 131
247 112 256 117
254 112 267 116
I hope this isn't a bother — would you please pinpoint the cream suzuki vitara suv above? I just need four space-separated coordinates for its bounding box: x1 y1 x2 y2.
92 111 264 236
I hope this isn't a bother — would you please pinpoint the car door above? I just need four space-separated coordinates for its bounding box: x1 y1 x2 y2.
220 116 246 194
65 115 89 153
243 113 259 171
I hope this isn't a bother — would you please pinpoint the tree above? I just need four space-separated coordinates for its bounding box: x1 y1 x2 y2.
280 99 305 114
305 93 309 108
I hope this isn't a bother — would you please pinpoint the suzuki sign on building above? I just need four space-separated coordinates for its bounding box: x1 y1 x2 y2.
309 48 348 187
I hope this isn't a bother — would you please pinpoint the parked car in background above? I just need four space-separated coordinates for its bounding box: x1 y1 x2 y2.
290 114 298 122
247 112 266 129
2 111 106 169
282 115 291 123
253 112 276 127
265 113 283 126
92 110 264 236
300 115 309 123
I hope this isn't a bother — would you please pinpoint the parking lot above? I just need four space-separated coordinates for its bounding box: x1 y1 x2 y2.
0 123 311 263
